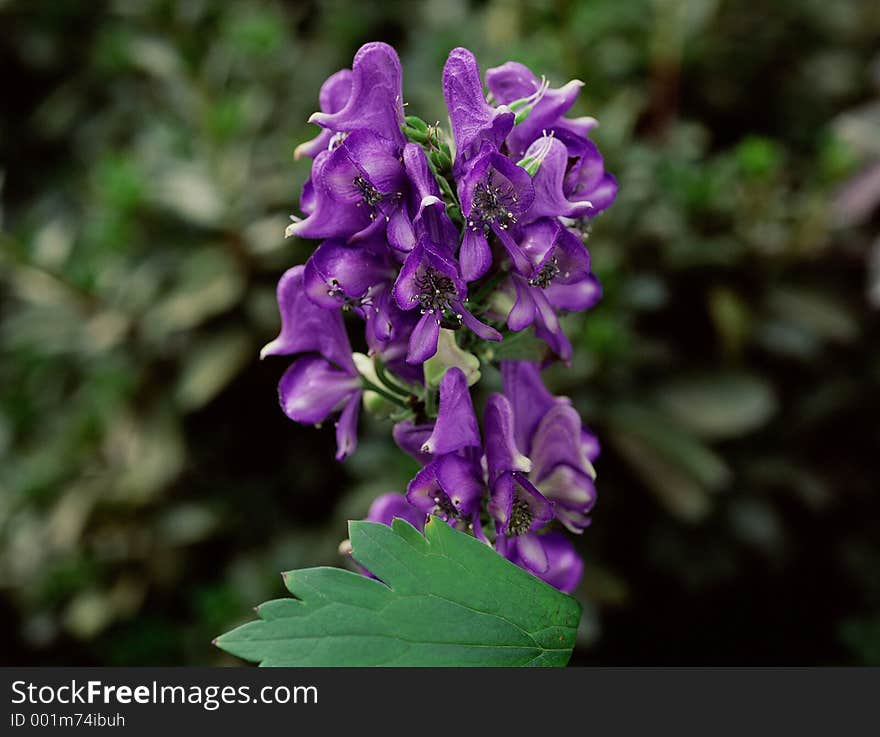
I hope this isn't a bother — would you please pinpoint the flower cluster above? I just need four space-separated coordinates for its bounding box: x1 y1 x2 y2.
264 43 616 592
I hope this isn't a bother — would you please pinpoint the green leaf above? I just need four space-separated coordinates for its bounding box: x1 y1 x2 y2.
654 373 778 440
215 518 581 667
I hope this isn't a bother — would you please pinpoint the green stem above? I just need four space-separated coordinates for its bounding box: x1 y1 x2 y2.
374 358 412 397
424 386 437 418
360 378 408 408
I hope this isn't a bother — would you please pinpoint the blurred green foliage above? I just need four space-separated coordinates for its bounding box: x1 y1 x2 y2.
1 0 878 665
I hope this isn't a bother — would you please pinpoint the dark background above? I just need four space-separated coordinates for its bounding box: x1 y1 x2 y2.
1 0 878 666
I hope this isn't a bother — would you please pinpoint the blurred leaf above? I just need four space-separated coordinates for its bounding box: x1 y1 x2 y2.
654 373 777 440
609 428 712 522
766 287 859 344
144 249 244 336
609 403 731 491
175 331 253 410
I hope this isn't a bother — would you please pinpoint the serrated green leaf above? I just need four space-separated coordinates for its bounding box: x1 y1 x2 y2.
215 518 581 667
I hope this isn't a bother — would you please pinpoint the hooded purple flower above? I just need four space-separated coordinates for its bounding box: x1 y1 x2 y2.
442 47 514 175
294 69 353 161
307 42 406 148
262 266 361 460
484 60 597 158
561 132 618 219
521 135 597 222
302 237 395 316
484 393 555 575
392 241 501 364
405 368 485 529
502 361 597 533
458 143 536 281
503 219 601 361
287 129 408 242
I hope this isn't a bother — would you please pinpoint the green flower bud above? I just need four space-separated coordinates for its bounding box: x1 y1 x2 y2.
424 329 481 389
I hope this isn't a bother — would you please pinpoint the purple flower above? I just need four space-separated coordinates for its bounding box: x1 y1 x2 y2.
442 47 514 175
406 454 484 530
503 219 601 361
307 42 406 148
458 143 536 281
287 129 408 242
484 60 596 158
521 135 597 222
484 394 555 573
561 132 618 219
502 361 597 533
392 241 501 364
261 266 361 460
302 237 395 316
405 369 485 529
419 367 481 455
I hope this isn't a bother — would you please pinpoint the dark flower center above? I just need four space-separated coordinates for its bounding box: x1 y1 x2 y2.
415 268 460 319
508 497 534 537
353 174 384 218
529 256 560 288
431 492 458 521
469 172 518 231
326 278 375 314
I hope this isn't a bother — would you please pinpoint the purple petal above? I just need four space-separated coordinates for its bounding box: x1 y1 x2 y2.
435 454 485 515
406 462 442 515
421 367 481 455
564 141 618 216
403 142 441 200
501 360 565 454
484 394 531 482
334 390 361 460
387 207 417 252
322 129 406 203
513 532 550 574
507 275 537 332
302 239 391 310
530 403 594 483
520 532 583 592
278 356 359 424
442 47 514 174
524 136 596 221
285 151 373 240
544 272 602 312
459 227 493 282
392 419 435 465
392 242 426 311
260 265 355 373
493 224 534 277
458 303 503 342
308 42 405 147
406 310 441 364
581 427 601 463
366 491 426 531
487 470 515 532
485 60 584 158
294 69 353 160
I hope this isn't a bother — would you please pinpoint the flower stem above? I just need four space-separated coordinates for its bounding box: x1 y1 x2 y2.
424 386 437 418
374 358 412 397
360 378 408 408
